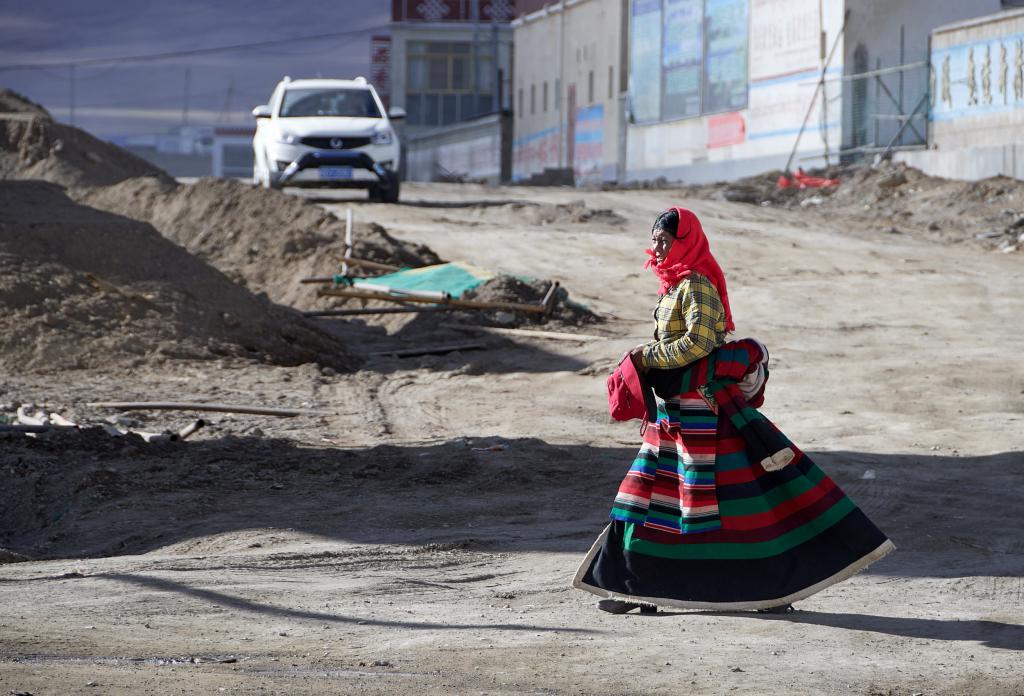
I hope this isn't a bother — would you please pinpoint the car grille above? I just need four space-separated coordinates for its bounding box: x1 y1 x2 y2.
300 136 372 150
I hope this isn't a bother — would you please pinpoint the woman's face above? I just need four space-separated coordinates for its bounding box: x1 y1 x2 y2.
650 227 675 264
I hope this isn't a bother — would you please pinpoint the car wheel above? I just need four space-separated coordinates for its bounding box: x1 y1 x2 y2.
382 176 400 203
368 172 400 203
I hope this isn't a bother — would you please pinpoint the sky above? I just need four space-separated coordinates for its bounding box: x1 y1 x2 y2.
0 0 390 139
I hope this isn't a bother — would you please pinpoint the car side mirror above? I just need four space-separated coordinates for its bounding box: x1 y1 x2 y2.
387 106 406 120
252 105 272 119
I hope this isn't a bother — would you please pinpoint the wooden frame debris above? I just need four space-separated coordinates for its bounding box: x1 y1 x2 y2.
317 284 558 315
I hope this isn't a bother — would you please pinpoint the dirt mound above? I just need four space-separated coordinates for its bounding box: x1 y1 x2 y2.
696 162 1024 252
0 88 49 117
74 177 442 308
0 90 171 188
460 275 600 327
0 180 354 372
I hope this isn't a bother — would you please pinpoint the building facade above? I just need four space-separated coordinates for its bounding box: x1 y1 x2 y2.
840 0 1005 158
388 0 516 134
512 0 629 184
897 7 1024 180
621 0 846 183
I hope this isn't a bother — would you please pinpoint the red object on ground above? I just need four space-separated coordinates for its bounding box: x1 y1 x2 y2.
777 168 840 189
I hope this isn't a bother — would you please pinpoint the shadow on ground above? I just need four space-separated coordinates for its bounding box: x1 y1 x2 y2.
2 433 1022 583
748 610 1024 651
311 314 591 376
96 573 598 635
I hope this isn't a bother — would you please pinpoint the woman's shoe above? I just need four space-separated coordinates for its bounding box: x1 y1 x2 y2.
598 599 658 614
755 603 794 614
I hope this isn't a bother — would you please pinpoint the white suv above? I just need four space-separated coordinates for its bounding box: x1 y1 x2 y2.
251 77 404 202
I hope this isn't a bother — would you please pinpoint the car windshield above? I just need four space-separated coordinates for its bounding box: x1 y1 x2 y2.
279 88 381 118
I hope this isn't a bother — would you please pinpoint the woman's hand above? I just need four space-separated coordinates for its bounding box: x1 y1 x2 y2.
629 345 648 374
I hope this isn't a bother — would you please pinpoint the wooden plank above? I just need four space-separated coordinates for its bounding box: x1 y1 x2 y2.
366 341 488 358
87 402 333 417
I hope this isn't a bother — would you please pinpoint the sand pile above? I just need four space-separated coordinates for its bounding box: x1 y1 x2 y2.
700 162 1024 252
74 177 442 307
0 180 354 372
0 88 171 188
460 275 600 327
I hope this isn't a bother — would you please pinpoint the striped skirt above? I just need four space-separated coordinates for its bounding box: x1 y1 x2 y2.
573 391 895 610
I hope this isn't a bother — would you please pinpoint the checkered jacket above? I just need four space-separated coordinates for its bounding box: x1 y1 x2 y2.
640 272 728 369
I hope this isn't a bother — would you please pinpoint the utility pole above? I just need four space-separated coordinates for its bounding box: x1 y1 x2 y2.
558 0 565 167
491 18 499 113
69 64 76 126
220 78 235 122
182 66 191 125
472 0 480 121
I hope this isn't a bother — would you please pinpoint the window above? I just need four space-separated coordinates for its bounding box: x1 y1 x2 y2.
703 0 749 113
543 81 549 112
630 0 750 124
406 41 495 126
608 66 614 99
518 87 524 118
662 0 703 120
280 89 381 118
555 79 561 108
530 84 536 114
588 70 594 104
629 0 662 122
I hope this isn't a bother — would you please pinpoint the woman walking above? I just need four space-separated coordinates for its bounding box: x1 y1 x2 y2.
574 207 894 613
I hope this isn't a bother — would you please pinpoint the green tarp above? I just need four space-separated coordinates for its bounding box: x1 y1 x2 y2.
355 262 494 298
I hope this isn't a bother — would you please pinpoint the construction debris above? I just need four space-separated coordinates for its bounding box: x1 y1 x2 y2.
0 180 354 372
1 404 205 442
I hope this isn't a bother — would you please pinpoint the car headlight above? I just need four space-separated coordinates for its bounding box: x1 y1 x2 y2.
275 132 299 145
371 130 393 146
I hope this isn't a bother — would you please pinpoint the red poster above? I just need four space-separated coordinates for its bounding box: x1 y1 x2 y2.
370 36 392 107
707 112 746 148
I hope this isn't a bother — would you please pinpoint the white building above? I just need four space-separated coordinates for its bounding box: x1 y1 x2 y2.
621 0 847 183
512 0 629 184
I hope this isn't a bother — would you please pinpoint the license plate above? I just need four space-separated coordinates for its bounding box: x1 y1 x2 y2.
319 166 353 180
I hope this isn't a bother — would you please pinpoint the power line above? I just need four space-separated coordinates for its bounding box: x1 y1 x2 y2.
0 24 389 72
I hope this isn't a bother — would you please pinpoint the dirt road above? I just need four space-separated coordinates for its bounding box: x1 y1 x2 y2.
2 182 1022 695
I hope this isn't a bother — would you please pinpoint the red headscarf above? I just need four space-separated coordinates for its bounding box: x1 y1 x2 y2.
644 207 735 332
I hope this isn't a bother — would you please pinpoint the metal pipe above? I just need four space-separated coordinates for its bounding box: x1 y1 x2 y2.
800 61 929 85
783 10 849 175
351 282 449 301
541 280 560 315
177 419 206 440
